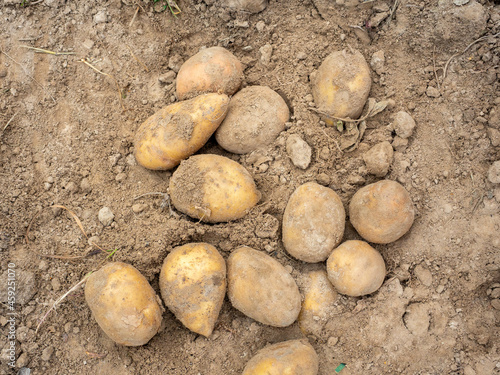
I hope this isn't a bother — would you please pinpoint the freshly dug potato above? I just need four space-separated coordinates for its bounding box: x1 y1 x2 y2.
349 180 415 244
242 339 319 375
311 49 371 125
84 262 162 346
169 154 260 222
134 93 229 170
227 247 301 327
298 270 338 337
282 182 345 263
326 240 386 297
215 86 289 154
176 47 244 100
221 0 268 13
159 243 226 337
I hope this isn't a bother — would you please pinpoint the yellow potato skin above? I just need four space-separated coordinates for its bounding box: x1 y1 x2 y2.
134 93 229 170
326 240 386 297
159 243 226 337
84 262 163 346
242 340 319 375
169 154 261 223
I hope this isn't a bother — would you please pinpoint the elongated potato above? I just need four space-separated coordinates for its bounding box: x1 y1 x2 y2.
169 154 261 222
283 182 345 263
159 243 226 337
227 246 301 327
85 262 163 346
134 93 229 170
242 339 319 375
176 47 244 100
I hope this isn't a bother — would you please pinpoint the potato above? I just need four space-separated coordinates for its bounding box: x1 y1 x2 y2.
215 86 289 154
169 154 261 222
298 269 338 337
84 262 163 346
134 93 229 170
349 180 415 244
311 49 371 125
242 339 319 375
282 182 345 263
326 240 386 297
176 47 244 100
221 0 268 13
227 246 301 327
159 243 226 337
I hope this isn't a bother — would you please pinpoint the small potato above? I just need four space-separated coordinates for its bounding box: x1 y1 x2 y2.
242 339 319 375
169 154 261 222
176 47 244 100
221 0 268 13
215 86 289 154
85 262 163 346
227 247 301 327
349 180 415 244
326 240 386 297
159 243 226 337
311 49 371 124
134 93 229 170
283 182 345 263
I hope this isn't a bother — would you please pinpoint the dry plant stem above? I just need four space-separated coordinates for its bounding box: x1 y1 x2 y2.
126 44 149 72
3 112 18 132
129 6 140 27
19 45 75 55
309 107 363 123
320 128 343 154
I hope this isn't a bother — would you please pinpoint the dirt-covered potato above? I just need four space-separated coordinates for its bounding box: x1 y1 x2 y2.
169 154 260 222
311 49 371 124
326 240 386 297
84 262 163 346
349 180 415 244
221 0 268 13
282 182 345 263
159 243 226 337
176 47 244 100
242 339 319 375
134 93 229 170
215 86 289 154
227 246 301 327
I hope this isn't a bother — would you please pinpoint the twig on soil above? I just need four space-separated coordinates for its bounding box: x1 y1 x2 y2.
319 128 343 154
129 6 140 27
19 45 75 55
2 112 18 132
126 44 149 72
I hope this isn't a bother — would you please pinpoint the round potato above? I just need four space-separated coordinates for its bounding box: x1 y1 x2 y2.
84 262 163 346
169 154 261 222
242 339 319 375
159 243 226 337
283 182 345 263
349 180 414 244
215 86 289 154
311 49 371 124
134 93 229 170
176 46 244 100
221 0 268 13
227 246 301 327
326 240 386 297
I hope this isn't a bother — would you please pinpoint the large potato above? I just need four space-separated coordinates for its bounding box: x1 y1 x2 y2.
159 243 226 337
84 262 163 346
326 240 386 297
176 47 244 100
227 246 301 327
242 339 319 375
349 180 415 244
134 93 229 170
311 49 371 124
283 182 345 263
215 86 289 154
169 154 261 222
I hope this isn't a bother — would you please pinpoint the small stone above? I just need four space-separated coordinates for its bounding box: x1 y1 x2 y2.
168 54 183 73
414 264 433 286
259 44 273 66
115 172 127 182
51 277 61 292
80 178 91 193
370 50 385 74
363 141 394 177
82 39 94 50
158 71 176 84
41 346 54 361
0 69 7 78
327 337 338 347
39 260 48 271
392 136 408 152
316 173 330 186
44 182 52 191
64 322 73 334
491 299 500 310
18 367 31 375
93 10 107 24
286 134 312 169
73 326 80 334
403 303 430 335
296 52 307 60
46 176 54 184
488 161 500 184
255 214 279 238
487 128 500 146
132 203 147 214
98 207 114 227
393 111 416 139
16 352 29 368
234 19 249 28
0 316 7 326
255 21 266 32
65 181 78 193
125 154 137 166
426 86 440 98
0 269 36 305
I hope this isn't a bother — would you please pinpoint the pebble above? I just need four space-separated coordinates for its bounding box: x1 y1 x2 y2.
93 10 107 24
255 20 266 32
132 203 147 214
296 51 307 60
392 136 408 152
491 299 500 310
363 141 394 177
126 154 137 166
426 86 440 98
64 322 73 334
316 173 330 186
168 54 183 73
327 337 339 347
82 39 94 50
370 50 385 75
403 303 430 335
65 181 78 193
393 111 416 139
259 44 273 66
414 264 433 286
487 161 500 184
115 172 127 182
16 352 29 368
254 214 279 238
39 260 48 271
286 134 312 169
98 207 114 226
18 367 31 375
158 71 176 84
41 346 54 361
487 128 500 146
51 277 61 292
0 270 36 305
0 69 7 78
80 178 91 193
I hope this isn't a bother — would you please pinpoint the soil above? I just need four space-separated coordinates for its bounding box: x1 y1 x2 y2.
0 0 499 374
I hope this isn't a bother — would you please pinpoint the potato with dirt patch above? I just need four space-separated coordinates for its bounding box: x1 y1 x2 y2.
134 93 229 170
215 86 289 154
242 339 319 375
349 179 415 244
84 262 163 346
327 240 386 297
159 243 226 337
311 49 371 124
169 154 260 222
176 46 244 100
227 246 301 327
